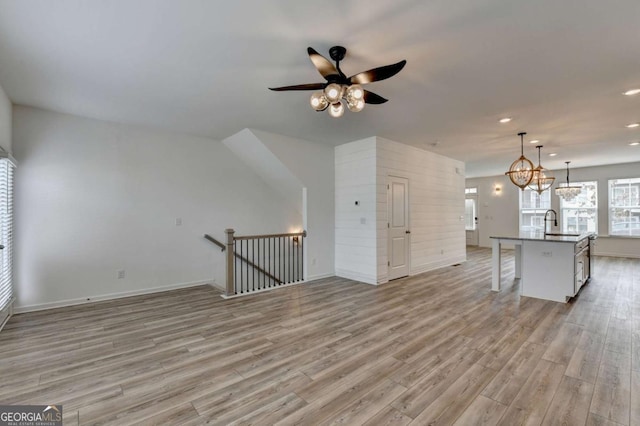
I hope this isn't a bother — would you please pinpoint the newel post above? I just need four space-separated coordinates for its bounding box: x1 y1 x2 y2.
225 228 235 297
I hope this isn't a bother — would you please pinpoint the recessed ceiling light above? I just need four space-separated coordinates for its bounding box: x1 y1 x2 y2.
499 117 512 123
624 89 640 96
627 123 640 128
549 153 557 157
630 142 640 146
529 139 539 144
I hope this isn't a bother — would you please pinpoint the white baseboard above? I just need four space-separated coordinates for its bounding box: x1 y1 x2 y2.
14 280 215 314
335 269 377 285
306 272 336 282
220 279 309 299
411 255 467 276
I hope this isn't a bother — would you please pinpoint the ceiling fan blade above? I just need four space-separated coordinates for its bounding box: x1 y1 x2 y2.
349 60 407 85
307 47 340 80
363 90 388 104
269 83 326 91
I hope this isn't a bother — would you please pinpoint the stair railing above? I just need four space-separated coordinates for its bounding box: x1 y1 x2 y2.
225 228 306 297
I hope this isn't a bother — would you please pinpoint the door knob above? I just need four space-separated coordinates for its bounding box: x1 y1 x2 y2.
405 230 411 234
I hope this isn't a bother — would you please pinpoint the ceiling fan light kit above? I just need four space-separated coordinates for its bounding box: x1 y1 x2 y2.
505 132 535 190
270 46 407 118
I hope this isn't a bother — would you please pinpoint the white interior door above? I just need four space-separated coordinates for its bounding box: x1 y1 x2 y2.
388 176 410 280
465 195 479 246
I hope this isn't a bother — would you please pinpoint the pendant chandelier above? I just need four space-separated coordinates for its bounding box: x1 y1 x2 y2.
555 161 581 201
505 132 535 190
528 145 555 194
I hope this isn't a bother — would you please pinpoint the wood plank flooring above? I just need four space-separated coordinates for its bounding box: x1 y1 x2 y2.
1 247 638 425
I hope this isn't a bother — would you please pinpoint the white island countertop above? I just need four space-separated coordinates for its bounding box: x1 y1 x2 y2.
490 231 594 244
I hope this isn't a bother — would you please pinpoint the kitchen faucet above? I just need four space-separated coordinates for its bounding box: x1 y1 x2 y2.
544 209 558 234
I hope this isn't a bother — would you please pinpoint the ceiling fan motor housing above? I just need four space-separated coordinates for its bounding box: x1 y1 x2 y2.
329 46 347 62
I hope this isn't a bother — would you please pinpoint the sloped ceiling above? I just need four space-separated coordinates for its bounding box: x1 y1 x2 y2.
0 0 638 177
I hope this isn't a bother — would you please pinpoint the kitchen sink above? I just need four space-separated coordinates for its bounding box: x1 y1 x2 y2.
544 233 580 237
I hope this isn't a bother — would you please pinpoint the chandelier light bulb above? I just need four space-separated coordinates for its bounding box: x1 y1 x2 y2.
310 92 328 111
328 101 345 118
324 83 343 103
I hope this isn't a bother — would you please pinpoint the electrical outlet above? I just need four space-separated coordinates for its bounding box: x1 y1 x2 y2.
312 258 317 266
117 269 126 279
175 217 182 226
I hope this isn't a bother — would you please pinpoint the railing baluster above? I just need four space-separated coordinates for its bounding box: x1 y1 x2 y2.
288 236 291 284
218 230 306 296
245 240 248 293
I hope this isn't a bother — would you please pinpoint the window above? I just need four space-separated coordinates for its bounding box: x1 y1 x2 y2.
520 188 551 232
465 198 476 230
0 156 15 327
560 181 598 234
609 178 640 236
465 188 478 231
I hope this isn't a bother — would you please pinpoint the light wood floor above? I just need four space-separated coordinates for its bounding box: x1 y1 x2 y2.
1 248 639 425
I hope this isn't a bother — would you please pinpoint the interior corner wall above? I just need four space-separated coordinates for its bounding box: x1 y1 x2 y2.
466 161 640 258
334 137 378 284
248 129 335 281
464 175 520 249
376 138 466 280
12 106 300 311
0 83 11 153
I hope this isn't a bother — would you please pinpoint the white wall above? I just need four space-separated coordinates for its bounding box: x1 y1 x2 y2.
335 137 466 284
377 138 466 279
249 129 335 280
335 137 378 283
0 83 11 153
12 106 300 311
466 161 640 258
223 129 304 217
464 175 519 248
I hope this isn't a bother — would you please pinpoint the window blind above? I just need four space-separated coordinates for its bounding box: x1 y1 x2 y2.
0 156 15 323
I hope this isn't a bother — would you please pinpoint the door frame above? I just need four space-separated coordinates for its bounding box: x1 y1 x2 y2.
387 175 411 280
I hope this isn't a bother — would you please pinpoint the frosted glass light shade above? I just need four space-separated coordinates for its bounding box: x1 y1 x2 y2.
346 84 364 101
328 102 345 118
324 83 343 103
347 98 365 112
310 92 328 111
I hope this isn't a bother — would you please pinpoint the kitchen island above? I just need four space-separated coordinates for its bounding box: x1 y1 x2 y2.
490 232 595 302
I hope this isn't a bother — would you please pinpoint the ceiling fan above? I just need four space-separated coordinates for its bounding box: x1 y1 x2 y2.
269 46 407 118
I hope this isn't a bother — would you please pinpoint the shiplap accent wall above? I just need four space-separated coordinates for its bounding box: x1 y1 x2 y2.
335 137 466 285
376 138 466 280
335 137 378 284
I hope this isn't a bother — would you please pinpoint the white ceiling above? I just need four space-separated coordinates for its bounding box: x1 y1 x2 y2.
0 0 639 177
